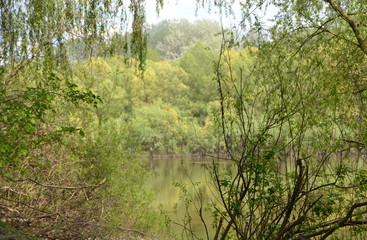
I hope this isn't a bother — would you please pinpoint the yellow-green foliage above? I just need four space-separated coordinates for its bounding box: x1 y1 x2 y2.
68 45 256 155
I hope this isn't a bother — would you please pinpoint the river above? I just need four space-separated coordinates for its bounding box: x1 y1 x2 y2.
147 157 221 239
147 157 367 240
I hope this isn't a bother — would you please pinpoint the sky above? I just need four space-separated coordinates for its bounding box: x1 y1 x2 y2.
145 0 243 27
144 0 277 29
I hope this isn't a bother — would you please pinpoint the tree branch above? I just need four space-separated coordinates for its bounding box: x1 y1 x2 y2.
324 0 367 55
14 178 106 190
320 201 367 240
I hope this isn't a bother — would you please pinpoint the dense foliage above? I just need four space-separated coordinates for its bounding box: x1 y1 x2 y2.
191 0 367 239
71 36 229 155
0 2 226 236
0 0 169 239
1 0 367 239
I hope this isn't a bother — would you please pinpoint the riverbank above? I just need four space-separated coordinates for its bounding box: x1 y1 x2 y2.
143 153 230 160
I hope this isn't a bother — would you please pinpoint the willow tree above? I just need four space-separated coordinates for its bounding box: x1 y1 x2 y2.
0 0 165 238
199 0 367 239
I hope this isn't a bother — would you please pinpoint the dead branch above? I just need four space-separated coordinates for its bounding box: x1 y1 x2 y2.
0 196 54 215
1 186 29 197
14 178 106 190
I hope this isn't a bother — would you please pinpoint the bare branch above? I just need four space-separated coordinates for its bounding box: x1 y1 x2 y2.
14 178 106 190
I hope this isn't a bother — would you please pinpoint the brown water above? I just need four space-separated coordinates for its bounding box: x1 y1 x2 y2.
147 158 220 239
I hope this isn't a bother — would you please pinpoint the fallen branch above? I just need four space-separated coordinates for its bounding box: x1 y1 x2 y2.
1 186 29 197
14 178 106 190
0 235 18 240
0 196 54 215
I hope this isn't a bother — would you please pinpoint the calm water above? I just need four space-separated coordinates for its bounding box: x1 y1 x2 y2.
147 158 367 240
147 158 220 239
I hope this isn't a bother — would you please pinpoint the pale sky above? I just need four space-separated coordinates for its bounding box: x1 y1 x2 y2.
145 0 277 29
145 0 243 27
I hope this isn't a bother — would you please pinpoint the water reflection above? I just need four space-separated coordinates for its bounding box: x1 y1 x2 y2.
147 158 219 239
147 157 367 240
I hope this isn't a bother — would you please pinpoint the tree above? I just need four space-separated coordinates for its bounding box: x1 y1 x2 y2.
148 19 222 59
0 0 166 238
180 41 217 104
202 0 367 239
0 0 155 170
130 100 180 153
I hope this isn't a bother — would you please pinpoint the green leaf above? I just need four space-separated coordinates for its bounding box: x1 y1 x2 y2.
30 118 37 125
79 130 85 137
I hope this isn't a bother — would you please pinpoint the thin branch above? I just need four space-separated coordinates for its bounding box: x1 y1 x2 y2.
14 178 106 190
324 0 367 55
294 218 367 239
0 196 55 215
320 201 367 240
213 217 224 240
171 221 201 240
0 235 18 239
2 9 67 90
